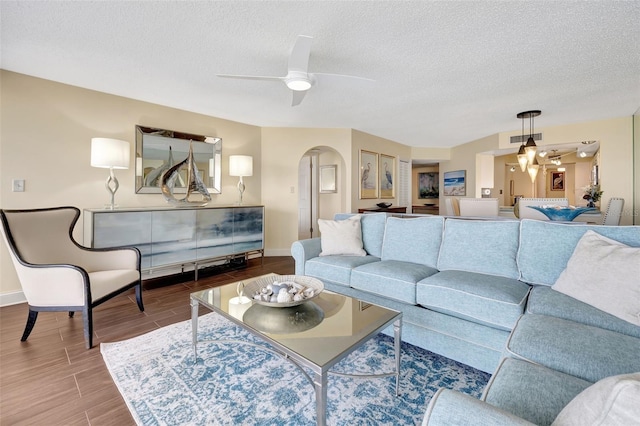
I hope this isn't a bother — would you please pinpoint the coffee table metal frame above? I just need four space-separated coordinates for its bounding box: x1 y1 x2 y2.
190 283 402 426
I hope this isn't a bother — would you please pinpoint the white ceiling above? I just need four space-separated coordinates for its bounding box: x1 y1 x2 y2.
1 1 639 149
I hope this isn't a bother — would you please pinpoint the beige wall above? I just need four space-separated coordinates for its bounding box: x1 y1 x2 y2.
634 110 640 225
0 71 261 298
351 129 412 211
260 127 352 256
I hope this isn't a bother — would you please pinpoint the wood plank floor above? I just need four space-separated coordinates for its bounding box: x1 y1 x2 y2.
0 256 295 425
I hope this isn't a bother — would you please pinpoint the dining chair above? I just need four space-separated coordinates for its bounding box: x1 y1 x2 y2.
444 198 460 216
517 198 569 220
458 198 499 217
0 206 144 349
601 198 625 226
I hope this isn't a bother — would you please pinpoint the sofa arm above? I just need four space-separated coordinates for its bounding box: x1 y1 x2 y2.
290 238 322 275
422 389 535 426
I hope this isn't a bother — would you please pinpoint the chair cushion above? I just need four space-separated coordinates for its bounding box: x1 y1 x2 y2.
526 286 640 339
552 372 640 426
416 270 530 330
517 220 640 285
483 358 591 426
437 219 520 279
505 314 640 383
350 260 438 304
305 255 380 287
317 215 366 256
381 216 444 267
551 230 640 326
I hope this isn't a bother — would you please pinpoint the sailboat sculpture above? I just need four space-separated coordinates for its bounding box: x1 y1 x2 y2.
145 146 176 187
160 141 211 206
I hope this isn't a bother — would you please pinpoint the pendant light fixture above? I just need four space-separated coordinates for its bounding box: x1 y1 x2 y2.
527 156 540 183
516 114 528 172
517 110 541 165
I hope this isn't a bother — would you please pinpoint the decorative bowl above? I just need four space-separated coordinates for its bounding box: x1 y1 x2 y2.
242 302 324 334
376 202 392 208
241 275 324 308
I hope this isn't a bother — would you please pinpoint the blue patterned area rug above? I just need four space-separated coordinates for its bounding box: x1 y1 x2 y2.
101 312 490 425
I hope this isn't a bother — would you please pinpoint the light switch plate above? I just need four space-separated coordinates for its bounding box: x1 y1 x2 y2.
12 179 25 192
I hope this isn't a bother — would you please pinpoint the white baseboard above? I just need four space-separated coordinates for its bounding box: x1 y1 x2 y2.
0 290 26 307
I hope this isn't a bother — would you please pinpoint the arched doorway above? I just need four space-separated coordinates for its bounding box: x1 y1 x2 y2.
297 147 345 240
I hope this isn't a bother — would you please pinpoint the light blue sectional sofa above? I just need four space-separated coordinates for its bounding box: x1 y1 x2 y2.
291 214 640 425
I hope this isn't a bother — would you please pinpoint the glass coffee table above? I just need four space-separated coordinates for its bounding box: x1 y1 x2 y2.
190 274 402 426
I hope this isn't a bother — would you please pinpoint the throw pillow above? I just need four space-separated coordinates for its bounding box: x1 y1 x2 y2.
552 230 640 326
318 215 366 257
552 372 640 426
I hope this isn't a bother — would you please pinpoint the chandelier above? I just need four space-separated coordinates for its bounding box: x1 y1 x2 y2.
516 110 541 183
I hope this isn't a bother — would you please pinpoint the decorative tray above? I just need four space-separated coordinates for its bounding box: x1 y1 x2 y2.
241 275 324 308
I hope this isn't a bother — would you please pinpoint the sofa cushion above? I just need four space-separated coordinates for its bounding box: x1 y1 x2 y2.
416 270 530 331
517 220 640 285
483 358 591 426
335 213 386 257
318 215 366 256
505 314 640 383
437 219 520 279
526 286 640 339
552 230 640 326
305 255 380 287
350 260 438 304
552 372 640 426
381 216 444 267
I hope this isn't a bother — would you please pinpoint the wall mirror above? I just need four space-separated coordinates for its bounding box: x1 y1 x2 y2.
135 125 222 194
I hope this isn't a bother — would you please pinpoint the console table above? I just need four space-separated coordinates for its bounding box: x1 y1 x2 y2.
84 205 264 280
358 206 407 214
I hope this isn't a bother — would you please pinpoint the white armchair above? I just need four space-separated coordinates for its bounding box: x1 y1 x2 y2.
0 206 144 349
458 198 499 217
517 198 569 220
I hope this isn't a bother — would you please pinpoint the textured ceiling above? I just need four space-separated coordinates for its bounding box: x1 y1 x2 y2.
1 1 639 148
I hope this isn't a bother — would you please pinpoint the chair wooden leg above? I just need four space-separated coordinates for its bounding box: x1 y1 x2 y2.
135 280 144 312
20 310 38 342
83 307 93 349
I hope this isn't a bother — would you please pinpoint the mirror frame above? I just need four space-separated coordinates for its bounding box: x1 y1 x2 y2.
135 125 222 194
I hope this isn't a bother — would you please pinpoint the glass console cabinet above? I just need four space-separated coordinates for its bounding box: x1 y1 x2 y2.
83 205 264 280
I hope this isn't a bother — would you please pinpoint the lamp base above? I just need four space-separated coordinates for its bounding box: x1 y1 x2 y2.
105 168 120 210
236 178 245 205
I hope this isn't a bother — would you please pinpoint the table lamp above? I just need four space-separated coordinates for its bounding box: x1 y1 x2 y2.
91 137 130 210
229 155 253 205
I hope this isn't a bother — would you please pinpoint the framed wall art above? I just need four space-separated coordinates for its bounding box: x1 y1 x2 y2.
359 150 378 199
443 170 466 196
319 164 337 193
551 171 565 191
379 154 395 199
418 172 439 199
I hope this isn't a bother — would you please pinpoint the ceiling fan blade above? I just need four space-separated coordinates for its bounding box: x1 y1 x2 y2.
217 74 284 82
291 90 307 107
313 73 375 85
288 35 313 73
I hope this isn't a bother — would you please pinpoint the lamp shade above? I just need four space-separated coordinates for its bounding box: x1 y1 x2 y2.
91 138 130 169
229 155 253 177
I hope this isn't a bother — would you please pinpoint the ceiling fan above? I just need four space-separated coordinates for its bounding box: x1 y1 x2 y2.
217 35 374 106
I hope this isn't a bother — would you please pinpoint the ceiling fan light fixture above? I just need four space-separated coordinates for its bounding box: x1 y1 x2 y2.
285 77 312 91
